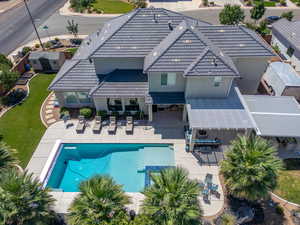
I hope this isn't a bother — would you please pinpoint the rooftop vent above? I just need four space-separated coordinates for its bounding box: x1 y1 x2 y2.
239 44 245 47
89 58 92 63
172 58 181 62
97 31 100 36
211 57 217 67
86 41 90 45
219 29 225 32
179 26 183 30
190 25 194 30
153 51 157 56
168 20 173 31
153 13 158 23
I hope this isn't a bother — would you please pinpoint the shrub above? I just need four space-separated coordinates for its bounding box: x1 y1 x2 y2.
21 47 31 56
297 1 300 6
96 110 107 118
0 54 13 68
203 0 209 6
246 0 253 6
80 107 92 118
281 11 293 21
0 69 20 94
54 37 60 42
44 42 52 49
34 43 40 49
280 0 287 5
133 0 147 8
219 213 236 225
1 89 27 106
275 205 284 215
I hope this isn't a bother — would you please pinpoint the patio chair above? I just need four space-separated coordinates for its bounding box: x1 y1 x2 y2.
76 116 86 133
126 116 133 134
204 173 213 185
92 116 102 133
108 116 117 134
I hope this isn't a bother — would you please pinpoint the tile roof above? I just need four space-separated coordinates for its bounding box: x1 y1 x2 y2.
90 69 148 97
272 18 300 52
183 47 239 77
48 59 99 91
50 8 275 92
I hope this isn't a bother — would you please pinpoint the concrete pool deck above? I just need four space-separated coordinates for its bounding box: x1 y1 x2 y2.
26 120 224 217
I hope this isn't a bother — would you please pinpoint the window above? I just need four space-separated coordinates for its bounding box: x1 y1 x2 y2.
125 98 139 111
161 73 176 87
63 92 91 104
287 47 294 57
77 92 91 104
63 92 78 104
214 77 222 87
107 98 122 111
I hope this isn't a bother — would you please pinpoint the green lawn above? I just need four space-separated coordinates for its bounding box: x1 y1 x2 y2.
254 0 276 6
274 170 300 204
91 0 134 14
0 74 55 168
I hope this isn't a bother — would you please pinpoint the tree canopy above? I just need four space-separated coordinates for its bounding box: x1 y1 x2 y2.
250 2 266 23
219 4 245 25
221 135 283 201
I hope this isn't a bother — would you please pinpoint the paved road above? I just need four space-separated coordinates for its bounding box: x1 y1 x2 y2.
2 2 300 54
26 7 300 43
0 0 66 54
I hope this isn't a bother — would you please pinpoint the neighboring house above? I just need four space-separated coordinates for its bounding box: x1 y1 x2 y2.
263 62 300 101
29 51 65 72
272 18 300 72
49 8 300 149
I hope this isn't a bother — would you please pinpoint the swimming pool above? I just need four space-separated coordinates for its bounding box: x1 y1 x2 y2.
46 143 175 192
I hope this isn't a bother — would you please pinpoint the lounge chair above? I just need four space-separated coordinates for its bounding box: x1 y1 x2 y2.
108 116 117 134
92 116 102 133
76 116 86 133
126 116 133 134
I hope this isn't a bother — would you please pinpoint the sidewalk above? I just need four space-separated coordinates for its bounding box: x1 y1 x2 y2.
0 0 22 13
8 34 88 61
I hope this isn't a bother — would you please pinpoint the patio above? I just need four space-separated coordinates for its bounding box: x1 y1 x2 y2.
26 119 224 217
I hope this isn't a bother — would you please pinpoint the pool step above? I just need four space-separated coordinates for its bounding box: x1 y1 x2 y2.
137 147 174 171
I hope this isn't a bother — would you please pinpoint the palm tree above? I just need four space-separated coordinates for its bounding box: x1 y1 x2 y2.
0 169 56 225
142 167 202 225
68 175 131 225
0 141 20 171
221 135 283 201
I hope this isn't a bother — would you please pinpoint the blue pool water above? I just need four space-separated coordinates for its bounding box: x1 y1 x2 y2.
46 143 175 192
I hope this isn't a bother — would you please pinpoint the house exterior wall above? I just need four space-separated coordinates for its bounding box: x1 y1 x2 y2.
282 87 300 101
272 32 300 72
232 57 270 94
54 91 94 108
148 72 186 92
94 58 144 74
29 59 43 71
185 76 233 98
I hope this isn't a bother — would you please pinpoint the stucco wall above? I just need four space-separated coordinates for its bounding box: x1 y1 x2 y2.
185 76 233 98
233 57 270 94
94 57 144 74
272 33 300 72
148 72 186 92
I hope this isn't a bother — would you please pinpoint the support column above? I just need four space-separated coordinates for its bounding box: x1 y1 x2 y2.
148 104 153 122
182 105 187 122
190 128 196 152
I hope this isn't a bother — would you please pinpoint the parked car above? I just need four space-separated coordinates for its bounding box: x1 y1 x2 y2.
266 16 281 24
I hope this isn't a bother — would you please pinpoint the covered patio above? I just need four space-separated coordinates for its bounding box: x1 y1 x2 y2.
186 88 254 152
241 95 300 157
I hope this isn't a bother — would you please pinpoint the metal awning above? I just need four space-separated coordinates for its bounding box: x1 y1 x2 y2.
186 87 254 130
145 92 185 104
241 95 300 138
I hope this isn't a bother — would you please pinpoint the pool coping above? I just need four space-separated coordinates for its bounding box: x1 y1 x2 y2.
26 121 224 216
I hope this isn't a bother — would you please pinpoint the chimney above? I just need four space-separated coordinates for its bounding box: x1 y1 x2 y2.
168 20 173 30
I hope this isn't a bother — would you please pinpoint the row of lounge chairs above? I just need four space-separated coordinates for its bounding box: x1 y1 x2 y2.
76 116 134 134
